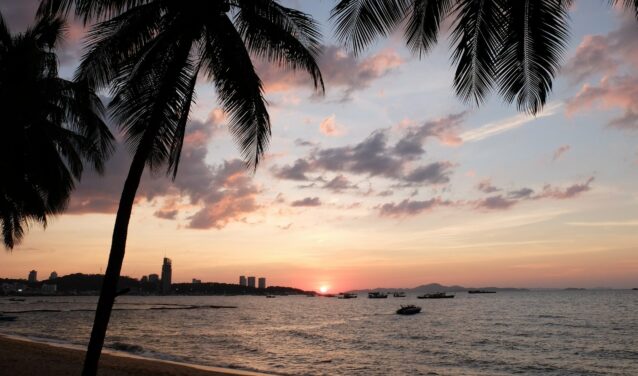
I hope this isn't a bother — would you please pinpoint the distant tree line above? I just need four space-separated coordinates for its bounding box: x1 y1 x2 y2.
1 274 311 296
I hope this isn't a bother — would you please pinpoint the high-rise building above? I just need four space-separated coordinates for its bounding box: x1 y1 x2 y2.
239 276 247 286
247 276 256 288
141 275 148 283
258 277 266 289
28 270 37 283
161 257 172 294
49 271 58 280
148 274 159 283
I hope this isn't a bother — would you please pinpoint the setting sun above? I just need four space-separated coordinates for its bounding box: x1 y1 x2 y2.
319 286 329 294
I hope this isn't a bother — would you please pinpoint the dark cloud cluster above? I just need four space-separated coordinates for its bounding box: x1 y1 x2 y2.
271 113 467 190
291 197 322 207
476 179 501 194
380 177 595 217
378 198 452 217
475 177 595 211
66 109 261 229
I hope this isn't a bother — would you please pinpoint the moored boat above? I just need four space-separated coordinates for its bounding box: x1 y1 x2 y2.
392 292 406 297
396 305 421 315
468 290 496 294
368 292 388 299
266 295 276 298
338 292 357 299
417 292 454 299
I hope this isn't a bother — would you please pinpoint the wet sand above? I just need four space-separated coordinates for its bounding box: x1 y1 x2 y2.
0 335 269 376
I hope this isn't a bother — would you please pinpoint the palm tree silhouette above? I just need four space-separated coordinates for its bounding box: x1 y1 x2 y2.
0 13 113 249
38 1 324 375
331 0 638 114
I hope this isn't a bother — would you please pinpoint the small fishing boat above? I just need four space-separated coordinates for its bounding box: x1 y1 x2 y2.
396 305 421 315
368 292 388 299
392 292 406 297
468 290 496 294
338 293 357 299
417 292 454 299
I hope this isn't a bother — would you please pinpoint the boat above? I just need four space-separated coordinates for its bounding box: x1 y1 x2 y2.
396 305 421 315
633 288 638 291
0 314 17 322
8 298 25 302
266 295 276 298
338 292 357 299
368 292 388 299
468 290 496 294
392 292 406 297
417 292 454 299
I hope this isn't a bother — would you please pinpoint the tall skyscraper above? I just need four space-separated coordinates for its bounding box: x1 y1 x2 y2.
247 276 256 288
49 271 58 280
239 276 247 286
28 270 37 283
161 257 172 294
258 277 266 289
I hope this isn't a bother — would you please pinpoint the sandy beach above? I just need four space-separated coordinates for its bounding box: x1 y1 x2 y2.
0 335 270 376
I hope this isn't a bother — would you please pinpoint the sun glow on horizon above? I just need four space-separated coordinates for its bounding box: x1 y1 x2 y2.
319 286 329 294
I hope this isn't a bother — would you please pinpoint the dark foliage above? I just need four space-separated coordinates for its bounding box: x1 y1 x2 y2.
0 13 113 249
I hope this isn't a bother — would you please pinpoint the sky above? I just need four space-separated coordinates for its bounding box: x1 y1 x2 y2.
1 1 637 291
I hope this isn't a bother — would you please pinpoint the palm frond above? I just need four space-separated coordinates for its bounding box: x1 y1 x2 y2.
610 0 638 18
450 0 506 106
405 0 453 57
235 1 324 93
331 0 410 55
109 36 196 172
30 15 67 49
0 12 11 47
203 14 270 170
38 0 152 24
167 62 200 180
75 1 164 90
497 0 570 114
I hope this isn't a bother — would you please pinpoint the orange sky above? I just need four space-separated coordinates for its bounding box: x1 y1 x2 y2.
1 1 637 291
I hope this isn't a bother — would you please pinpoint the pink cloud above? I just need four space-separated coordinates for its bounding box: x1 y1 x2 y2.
566 75 638 130
319 115 343 136
552 145 571 161
563 16 638 84
257 45 404 100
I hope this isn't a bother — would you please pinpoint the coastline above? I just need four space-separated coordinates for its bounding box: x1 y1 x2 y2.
0 334 273 376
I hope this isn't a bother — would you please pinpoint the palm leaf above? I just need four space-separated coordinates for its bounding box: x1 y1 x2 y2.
496 0 570 114
450 0 506 106
203 14 271 171
331 0 411 55
405 0 453 57
235 1 324 92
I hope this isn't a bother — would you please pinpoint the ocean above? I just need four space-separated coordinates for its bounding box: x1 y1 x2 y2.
1 290 637 375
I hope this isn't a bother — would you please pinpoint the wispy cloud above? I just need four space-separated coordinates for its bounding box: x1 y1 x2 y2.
461 102 562 142
566 220 638 227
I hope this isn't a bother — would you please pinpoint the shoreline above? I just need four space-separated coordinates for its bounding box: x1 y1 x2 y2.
0 333 273 376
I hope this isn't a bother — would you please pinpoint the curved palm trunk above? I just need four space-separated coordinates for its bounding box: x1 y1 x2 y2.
81 140 152 376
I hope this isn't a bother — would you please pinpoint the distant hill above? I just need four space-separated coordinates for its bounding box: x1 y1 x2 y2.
172 282 311 296
349 283 528 293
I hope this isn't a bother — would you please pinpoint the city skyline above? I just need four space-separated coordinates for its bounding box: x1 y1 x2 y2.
0 1 637 292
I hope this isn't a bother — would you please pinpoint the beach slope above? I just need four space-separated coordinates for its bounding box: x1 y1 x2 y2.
0 335 267 376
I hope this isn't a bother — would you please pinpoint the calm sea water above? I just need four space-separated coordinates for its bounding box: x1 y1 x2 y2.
1 291 637 375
